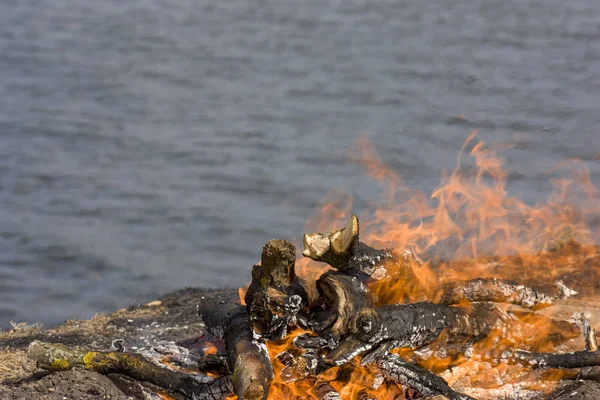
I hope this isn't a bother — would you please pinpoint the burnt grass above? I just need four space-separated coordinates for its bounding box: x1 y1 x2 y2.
1 287 600 399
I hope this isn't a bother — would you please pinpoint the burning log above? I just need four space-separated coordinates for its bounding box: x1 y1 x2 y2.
314 381 341 400
245 239 309 340
327 302 504 366
199 300 273 400
512 315 600 370
376 354 475 400
435 278 577 309
27 340 233 400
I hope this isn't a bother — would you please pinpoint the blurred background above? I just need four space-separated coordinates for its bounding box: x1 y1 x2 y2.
1 0 599 328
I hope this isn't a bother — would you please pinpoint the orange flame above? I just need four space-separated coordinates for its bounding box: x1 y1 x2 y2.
245 133 600 399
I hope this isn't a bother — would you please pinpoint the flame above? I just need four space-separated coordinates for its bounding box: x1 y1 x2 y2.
245 133 600 398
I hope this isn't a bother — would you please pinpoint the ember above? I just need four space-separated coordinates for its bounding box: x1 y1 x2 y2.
26 135 600 399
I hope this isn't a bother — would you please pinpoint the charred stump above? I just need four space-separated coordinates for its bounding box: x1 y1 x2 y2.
245 239 309 340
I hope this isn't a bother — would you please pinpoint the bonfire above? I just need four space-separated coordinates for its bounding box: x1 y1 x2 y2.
25 134 600 399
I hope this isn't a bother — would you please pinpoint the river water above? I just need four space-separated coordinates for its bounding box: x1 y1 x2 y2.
1 0 599 327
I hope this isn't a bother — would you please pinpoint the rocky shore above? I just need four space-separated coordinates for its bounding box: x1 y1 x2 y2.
0 288 236 399
1 287 600 400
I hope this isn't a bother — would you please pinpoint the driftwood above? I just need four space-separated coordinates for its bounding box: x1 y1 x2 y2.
245 239 309 340
435 278 577 309
27 340 233 400
376 354 474 400
198 300 273 400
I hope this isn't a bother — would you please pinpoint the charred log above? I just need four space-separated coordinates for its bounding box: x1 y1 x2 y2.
376 354 475 400
27 340 233 400
198 301 273 400
311 271 373 341
314 381 341 400
245 239 309 340
327 302 505 366
435 278 577 309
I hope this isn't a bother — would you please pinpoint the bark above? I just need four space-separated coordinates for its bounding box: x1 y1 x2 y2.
27 340 233 400
435 278 577 309
245 239 309 340
198 301 273 400
327 302 504 366
376 354 475 400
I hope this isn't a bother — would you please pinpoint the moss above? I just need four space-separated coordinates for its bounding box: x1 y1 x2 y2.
51 358 70 370
83 352 98 369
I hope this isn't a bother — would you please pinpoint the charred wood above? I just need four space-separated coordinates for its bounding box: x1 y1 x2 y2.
376 354 475 400
314 381 341 400
584 318 598 352
513 349 600 369
356 389 377 400
327 302 504 366
245 239 309 340
435 278 577 309
27 340 233 400
312 271 373 341
303 215 396 278
198 301 273 400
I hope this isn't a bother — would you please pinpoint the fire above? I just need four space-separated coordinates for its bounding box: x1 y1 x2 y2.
240 133 600 399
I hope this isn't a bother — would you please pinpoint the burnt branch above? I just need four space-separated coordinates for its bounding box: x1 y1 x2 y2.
513 349 600 369
302 215 396 278
199 301 273 400
327 302 504 365
584 318 598 352
436 278 577 309
376 354 475 400
27 340 233 400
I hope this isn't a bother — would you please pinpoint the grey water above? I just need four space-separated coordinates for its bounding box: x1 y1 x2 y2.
1 0 599 328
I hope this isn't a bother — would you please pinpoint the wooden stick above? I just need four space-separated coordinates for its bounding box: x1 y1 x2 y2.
198 301 273 400
27 341 233 400
513 349 600 369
